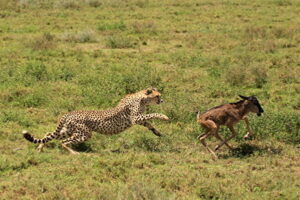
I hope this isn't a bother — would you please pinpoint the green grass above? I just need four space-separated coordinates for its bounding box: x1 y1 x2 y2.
0 0 299 199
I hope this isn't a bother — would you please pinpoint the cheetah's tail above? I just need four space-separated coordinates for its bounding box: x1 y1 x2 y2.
23 130 55 144
23 115 66 144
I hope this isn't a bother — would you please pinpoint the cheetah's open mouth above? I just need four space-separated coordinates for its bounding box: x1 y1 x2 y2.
157 97 163 104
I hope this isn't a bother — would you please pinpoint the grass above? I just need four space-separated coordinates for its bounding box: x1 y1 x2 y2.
0 0 299 199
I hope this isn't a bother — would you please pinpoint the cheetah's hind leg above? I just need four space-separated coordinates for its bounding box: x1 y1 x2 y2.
37 144 45 152
61 133 91 155
36 132 54 152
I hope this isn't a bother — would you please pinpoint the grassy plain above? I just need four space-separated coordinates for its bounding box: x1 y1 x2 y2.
0 0 299 199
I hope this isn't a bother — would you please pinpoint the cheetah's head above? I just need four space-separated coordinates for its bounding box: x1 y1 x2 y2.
143 88 163 105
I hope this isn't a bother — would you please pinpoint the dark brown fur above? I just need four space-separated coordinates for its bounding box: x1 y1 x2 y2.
196 95 264 159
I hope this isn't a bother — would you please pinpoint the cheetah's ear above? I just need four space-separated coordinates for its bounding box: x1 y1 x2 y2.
146 89 153 95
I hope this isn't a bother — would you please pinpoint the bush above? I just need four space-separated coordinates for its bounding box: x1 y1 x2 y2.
251 66 268 88
133 135 160 152
3 86 49 108
170 51 208 68
59 30 98 43
55 0 81 9
105 35 137 49
120 181 175 200
244 26 267 40
97 21 126 31
78 64 163 107
224 65 268 88
23 61 49 82
0 110 33 127
26 33 56 51
19 92 48 108
18 0 54 9
274 0 292 6
86 0 102 7
278 67 300 84
131 21 157 34
251 111 300 144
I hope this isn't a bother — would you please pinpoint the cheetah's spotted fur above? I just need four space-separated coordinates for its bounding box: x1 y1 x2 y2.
23 88 169 154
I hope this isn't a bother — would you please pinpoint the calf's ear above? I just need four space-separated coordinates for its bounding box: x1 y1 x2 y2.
239 95 249 100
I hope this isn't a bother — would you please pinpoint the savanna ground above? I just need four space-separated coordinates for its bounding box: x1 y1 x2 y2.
0 0 299 199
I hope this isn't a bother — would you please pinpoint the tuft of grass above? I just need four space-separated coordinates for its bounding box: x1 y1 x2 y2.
24 61 49 81
1 0 300 199
274 0 292 6
26 33 56 51
105 35 137 48
244 26 267 40
0 110 34 127
59 30 98 43
135 0 150 8
0 0 9 8
55 0 81 9
97 21 127 31
224 65 268 88
86 0 102 8
131 21 158 35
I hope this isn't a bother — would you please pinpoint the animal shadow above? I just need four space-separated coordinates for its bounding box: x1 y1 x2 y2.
221 143 282 159
72 143 93 153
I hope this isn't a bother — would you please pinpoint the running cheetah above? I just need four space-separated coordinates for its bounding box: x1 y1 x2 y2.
23 88 169 154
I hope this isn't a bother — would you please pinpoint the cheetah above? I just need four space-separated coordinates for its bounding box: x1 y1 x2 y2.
23 88 169 154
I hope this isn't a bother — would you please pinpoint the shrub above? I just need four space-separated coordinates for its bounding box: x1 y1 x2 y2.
135 0 150 8
274 0 292 6
55 0 81 9
4 86 49 108
56 65 75 81
133 135 160 152
86 0 102 8
26 33 56 51
131 21 157 34
75 30 97 43
24 61 49 82
19 92 48 108
97 21 126 31
59 30 98 43
0 0 10 9
251 111 300 144
0 110 33 127
105 35 137 48
78 64 163 107
250 66 268 88
244 26 267 40
170 51 208 68
278 67 299 84
224 65 247 86
224 65 268 88
120 181 175 200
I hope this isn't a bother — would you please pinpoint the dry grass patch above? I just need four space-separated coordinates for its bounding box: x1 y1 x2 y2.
59 30 98 43
25 33 56 51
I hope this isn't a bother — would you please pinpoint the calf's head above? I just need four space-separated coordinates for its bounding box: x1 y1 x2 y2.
239 95 264 116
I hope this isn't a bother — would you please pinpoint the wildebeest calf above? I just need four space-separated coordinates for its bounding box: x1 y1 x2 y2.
196 95 264 159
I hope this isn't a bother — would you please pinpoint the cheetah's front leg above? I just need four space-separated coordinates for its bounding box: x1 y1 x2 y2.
139 121 162 136
133 113 169 123
133 114 169 137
